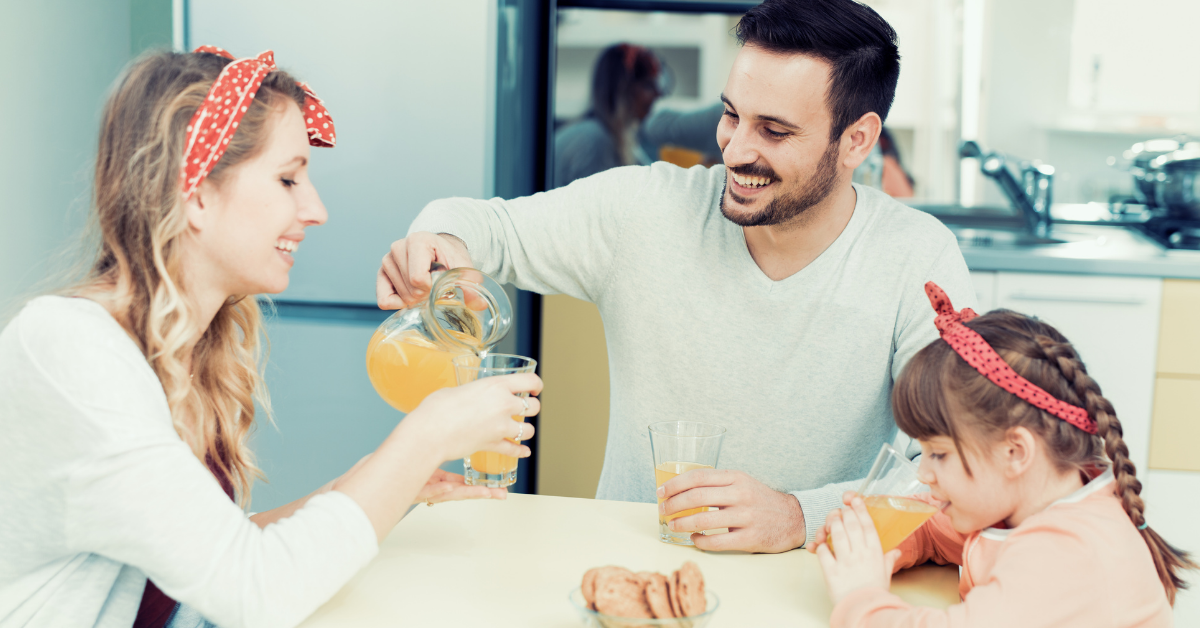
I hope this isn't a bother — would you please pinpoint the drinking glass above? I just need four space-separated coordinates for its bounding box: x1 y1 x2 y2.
648 421 726 545
453 353 537 488
830 443 946 554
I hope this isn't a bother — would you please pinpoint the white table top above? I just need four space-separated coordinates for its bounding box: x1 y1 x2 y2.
299 493 960 627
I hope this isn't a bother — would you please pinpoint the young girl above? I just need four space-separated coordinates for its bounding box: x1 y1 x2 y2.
813 282 1194 627
0 48 539 628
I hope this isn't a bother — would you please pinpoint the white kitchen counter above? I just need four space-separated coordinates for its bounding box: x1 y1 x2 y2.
298 493 960 627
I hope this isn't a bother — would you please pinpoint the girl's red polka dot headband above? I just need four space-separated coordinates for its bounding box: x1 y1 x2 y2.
181 46 335 200
925 282 1098 434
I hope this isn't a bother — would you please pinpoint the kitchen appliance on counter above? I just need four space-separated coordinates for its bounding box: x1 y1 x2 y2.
1112 137 1200 249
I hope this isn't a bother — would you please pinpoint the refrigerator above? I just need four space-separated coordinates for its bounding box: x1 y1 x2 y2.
189 0 549 507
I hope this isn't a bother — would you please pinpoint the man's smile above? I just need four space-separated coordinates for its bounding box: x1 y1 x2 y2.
728 170 777 197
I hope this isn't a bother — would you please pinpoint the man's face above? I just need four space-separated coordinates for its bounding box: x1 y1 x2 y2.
716 44 845 227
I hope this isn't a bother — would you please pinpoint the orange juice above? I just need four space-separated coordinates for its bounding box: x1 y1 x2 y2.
468 413 522 476
827 495 940 554
365 328 477 413
655 461 713 523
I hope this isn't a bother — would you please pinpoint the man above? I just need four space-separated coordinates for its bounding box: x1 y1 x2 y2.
377 0 975 553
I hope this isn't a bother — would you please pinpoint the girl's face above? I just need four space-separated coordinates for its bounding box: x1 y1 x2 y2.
917 436 1018 534
187 100 327 298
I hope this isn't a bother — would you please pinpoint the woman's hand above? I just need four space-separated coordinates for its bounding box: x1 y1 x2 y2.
814 495 900 605
416 468 507 504
405 373 541 463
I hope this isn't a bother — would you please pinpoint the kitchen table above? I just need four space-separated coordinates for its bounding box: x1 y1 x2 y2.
298 493 960 627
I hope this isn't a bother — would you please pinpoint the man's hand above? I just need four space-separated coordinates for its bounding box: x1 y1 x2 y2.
658 469 806 553
814 495 899 604
376 232 472 309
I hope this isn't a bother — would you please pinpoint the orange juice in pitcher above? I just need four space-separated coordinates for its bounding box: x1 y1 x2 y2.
366 327 477 413
365 267 512 413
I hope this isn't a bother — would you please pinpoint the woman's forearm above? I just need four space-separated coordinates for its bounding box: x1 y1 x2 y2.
248 478 337 528
332 420 445 542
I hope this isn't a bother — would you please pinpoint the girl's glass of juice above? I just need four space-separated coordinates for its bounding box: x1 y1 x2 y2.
830 443 946 554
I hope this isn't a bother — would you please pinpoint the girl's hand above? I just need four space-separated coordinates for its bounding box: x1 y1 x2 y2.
814 495 900 605
808 491 856 552
416 468 507 504
404 373 542 462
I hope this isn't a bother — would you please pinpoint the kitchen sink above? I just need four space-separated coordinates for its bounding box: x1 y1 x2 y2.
950 226 1100 249
908 204 1108 250
902 202 1192 274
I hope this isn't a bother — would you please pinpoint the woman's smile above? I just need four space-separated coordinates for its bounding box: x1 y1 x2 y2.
275 236 302 266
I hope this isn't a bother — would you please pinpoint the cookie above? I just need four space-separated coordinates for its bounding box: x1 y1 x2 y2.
592 566 653 619
667 569 684 618
582 567 602 611
675 560 706 617
641 571 675 619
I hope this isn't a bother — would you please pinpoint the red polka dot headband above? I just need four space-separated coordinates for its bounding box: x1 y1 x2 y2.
181 46 335 200
925 282 1097 434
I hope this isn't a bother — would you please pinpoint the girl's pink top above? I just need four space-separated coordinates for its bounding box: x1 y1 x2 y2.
831 469 1174 628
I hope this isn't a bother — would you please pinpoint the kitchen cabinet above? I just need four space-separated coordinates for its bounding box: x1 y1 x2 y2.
537 294 609 498
1149 379 1200 473
1150 279 1200 473
994 272 1162 474
1157 279 1200 376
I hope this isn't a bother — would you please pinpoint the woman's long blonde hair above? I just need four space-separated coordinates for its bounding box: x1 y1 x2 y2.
80 49 307 505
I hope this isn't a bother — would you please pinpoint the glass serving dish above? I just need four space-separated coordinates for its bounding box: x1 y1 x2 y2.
567 587 720 628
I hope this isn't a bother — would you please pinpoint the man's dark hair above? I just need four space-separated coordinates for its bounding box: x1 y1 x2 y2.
735 0 900 142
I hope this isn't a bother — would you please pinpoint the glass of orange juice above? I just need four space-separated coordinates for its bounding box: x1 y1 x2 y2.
453 353 537 488
648 421 726 545
828 443 946 555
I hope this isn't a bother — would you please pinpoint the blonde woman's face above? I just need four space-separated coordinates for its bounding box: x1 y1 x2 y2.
190 101 327 297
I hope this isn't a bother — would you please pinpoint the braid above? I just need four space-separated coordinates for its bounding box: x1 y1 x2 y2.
1034 337 1144 522
1034 334 1196 604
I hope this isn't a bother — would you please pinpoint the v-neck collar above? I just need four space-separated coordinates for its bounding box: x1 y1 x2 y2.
978 468 1116 541
731 183 867 293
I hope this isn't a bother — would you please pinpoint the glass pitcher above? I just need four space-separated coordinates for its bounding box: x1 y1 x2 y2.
366 266 512 413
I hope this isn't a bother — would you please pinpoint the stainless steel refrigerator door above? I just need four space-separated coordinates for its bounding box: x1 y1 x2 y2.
190 0 498 304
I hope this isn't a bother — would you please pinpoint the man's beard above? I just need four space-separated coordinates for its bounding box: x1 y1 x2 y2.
720 140 841 228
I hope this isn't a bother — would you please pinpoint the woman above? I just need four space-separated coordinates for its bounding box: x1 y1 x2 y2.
554 43 665 188
0 48 540 628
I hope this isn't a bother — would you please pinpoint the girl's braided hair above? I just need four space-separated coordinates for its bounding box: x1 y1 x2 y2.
893 309 1196 604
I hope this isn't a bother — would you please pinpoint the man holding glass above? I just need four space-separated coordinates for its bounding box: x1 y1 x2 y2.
377 0 975 553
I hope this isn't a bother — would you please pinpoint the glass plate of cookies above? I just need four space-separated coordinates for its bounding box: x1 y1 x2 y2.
569 562 719 628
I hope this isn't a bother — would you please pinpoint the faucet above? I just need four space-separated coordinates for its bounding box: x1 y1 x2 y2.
960 141 1054 237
